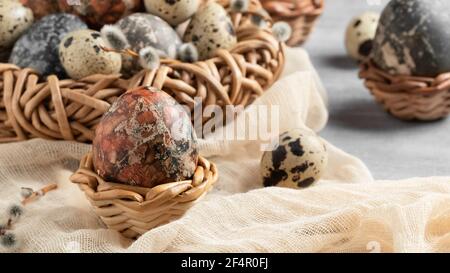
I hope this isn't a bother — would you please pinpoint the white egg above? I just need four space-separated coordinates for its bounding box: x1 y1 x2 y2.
59 29 122 80
144 0 200 26
345 12 380 61
260 129 328 189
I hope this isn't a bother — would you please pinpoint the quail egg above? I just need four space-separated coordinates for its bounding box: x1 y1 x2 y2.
144 0 200 26
183 1 237 60
345 12 380 62
9 13 87 77
0 0 34 52
59 29 122 80
261 129 328 189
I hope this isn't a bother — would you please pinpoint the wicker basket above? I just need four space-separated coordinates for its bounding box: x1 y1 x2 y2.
260 0 324 46
359 60 450 121
0 0 285 143
70 151 218 239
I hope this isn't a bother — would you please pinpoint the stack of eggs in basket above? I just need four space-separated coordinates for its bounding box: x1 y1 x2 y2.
1 0 292 189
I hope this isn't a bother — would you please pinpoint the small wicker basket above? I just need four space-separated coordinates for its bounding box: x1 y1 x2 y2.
70 152 218 239
260 0 324 46
0 0 285 143
359 60 450 121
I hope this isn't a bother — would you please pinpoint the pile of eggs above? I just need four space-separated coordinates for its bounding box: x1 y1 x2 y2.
1 0 291 80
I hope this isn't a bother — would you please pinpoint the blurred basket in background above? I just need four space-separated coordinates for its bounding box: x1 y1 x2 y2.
261 0 324 46
359 60 450 121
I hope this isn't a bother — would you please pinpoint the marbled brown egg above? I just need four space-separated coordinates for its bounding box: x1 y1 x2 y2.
261 129 328 189
93 87 199 188
144 0 200 26
116 13 182 73
20 0 60 19
0 0 34 51
59 29 121 80
183 1 237 60
58 0 142 29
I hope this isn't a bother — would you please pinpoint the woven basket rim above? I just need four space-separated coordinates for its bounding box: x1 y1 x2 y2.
70 151 218 204
359 60 450 96
0 0 286 144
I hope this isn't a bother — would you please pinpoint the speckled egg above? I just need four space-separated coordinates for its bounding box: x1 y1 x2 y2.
93 86 199 188
372 0 450 76
183 1 237 60
19 0 60 19
58 0 142 29
59 29 121 80
9 13 87 77
261 129 328 189
0 0 34 52
116 13 182 73
345 12 380 62
144 0 200 26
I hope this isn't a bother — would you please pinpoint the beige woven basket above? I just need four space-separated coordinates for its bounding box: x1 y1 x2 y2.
261 0 324 46
0 0 285 144
359 60 450 121
70 151 218 239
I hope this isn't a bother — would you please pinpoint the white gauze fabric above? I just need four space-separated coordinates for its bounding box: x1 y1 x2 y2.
0 48 449 253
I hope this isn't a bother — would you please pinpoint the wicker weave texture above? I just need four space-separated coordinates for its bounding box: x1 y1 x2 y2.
0 0 285 143
70 152 218 239
261 0 324 46
359 61 450 121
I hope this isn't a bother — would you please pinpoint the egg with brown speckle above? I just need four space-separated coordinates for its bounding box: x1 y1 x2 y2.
59 29 121 80
93 86 199 188
260 129 328 189
0 0 34 52
183 1 237 60
144 0 200 26
58 0 142 29
19 0 60 19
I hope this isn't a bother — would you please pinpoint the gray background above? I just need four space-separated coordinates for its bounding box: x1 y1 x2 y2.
304 0 450 180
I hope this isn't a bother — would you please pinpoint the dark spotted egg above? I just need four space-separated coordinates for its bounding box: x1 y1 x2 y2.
183 1 237 60
261 129 328 189
144 0 200 26
59 29 121 80
0 0 33 52
93 87 199 188
372 0 450 76
345 12 380 62
9 13 87 78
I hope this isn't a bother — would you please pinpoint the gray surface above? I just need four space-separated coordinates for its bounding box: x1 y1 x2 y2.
304 0 450 180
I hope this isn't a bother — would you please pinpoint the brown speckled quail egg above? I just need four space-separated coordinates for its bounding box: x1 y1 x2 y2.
261 129 328 189
144 0 200 26
345 12 380 61
59 29 121 80
183 1 237 60
0 0 33 51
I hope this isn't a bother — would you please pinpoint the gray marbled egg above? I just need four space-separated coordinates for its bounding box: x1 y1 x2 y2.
183 1 237 60
372 0 450 76
144 0 200 26
9 13 87 77
116 13 181 73
0 0 33 52
59 29 121 80
261 129 328 189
